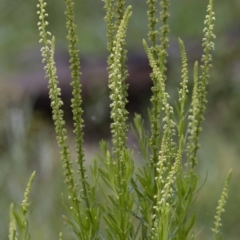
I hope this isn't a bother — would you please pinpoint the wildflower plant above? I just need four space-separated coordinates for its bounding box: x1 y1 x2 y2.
212 170 232 240
9 171 35 240
9 0 232 239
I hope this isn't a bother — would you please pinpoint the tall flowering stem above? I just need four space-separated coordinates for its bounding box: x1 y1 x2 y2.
159 0 170 75
187 0 216 168
178 38 189 135
64 0 94 225
104 0 115 54
212 169 232 240
142 0 171 232
9 172 35 240
37 0 75 194
104 0 130 181
148 0 170 175
37 1 86 237
102 1 136 238
147 0 158 47
144 40 177 237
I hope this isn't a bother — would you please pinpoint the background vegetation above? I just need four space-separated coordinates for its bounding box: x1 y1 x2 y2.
0 0 239 239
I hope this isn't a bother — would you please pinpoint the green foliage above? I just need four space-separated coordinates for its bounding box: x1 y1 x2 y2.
9 171 35 240
212 169 232 240
9 0 232 239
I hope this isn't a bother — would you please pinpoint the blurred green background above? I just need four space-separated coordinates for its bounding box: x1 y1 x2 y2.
0 0 240 239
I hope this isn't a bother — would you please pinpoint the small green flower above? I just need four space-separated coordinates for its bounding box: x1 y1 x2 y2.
212 169 232 240
21 171 36 215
